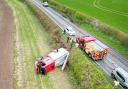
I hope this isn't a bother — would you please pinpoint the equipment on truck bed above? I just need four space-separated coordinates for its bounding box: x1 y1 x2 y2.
35 48 69 75
76 36 108 61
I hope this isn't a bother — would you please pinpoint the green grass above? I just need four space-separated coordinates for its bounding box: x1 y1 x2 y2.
55 0 128 34
7 0 73 89
6 0 59 89
68 48 115 89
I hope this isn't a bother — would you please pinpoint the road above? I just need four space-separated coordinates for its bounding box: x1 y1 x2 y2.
32 0 128 83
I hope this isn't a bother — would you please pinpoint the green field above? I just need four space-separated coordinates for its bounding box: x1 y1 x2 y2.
55 0 128 34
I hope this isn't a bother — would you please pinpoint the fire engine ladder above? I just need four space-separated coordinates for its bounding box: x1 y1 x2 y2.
61 53 69 70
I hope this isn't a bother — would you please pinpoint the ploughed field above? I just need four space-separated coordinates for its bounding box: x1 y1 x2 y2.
0 0 14 89
55 0 128 34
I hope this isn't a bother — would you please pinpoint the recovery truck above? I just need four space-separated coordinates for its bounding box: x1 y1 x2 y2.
76 36 109 61
35 48 69 75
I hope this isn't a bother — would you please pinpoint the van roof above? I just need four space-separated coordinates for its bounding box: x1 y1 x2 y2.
116 67 128 78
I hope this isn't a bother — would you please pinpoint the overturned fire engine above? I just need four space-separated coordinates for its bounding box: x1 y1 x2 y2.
35 48 69 75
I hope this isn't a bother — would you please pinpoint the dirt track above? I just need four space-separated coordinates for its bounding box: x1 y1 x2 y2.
0 0 14 89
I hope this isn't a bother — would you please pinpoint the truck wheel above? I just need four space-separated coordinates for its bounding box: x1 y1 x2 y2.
123 86 128 89
64 30 66 34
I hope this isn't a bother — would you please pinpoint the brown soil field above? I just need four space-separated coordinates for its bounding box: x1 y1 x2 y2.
0 0 14 89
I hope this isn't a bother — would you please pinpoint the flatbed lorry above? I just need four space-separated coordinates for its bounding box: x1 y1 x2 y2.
76 36 109 61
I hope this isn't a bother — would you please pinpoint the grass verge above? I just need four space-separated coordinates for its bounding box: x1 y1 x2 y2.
67 48 115 89
7 0 72 89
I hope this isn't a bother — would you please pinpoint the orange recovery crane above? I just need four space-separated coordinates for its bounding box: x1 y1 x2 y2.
76 36 109 61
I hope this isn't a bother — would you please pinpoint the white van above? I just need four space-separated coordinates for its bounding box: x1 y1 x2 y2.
111 67 128 89
43 2 48 7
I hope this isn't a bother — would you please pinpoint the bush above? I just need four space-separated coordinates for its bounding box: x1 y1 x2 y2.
67 48 115 89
